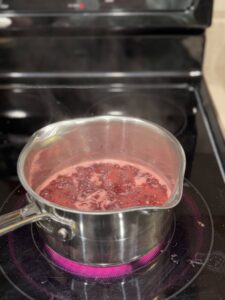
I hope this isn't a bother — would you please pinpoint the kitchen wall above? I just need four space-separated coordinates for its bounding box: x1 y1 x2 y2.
204 0 225 137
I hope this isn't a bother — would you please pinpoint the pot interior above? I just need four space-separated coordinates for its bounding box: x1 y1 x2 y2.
18 116 185 211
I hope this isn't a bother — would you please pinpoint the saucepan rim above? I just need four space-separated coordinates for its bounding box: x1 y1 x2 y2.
17 116 186 215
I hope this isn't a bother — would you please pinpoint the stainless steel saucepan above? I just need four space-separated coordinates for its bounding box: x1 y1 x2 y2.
0 116 186 265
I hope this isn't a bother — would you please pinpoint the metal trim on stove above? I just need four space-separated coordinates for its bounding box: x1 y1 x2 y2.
0 71 202 79
196 79 225 183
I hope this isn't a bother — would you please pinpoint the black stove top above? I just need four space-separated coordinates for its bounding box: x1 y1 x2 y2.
0 82 224 299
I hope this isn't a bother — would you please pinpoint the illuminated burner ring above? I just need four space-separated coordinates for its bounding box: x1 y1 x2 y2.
45 243 162 279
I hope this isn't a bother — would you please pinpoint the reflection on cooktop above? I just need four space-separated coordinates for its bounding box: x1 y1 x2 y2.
0 85 196 178
88 92 187 135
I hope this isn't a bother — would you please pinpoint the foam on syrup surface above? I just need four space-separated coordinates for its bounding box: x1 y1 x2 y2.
38 159 170 211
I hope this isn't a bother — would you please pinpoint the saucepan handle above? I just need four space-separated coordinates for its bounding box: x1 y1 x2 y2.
0 202 49 236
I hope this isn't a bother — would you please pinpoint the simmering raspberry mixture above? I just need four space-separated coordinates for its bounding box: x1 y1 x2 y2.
38 160 169 211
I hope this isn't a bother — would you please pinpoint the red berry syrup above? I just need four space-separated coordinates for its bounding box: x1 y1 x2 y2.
38 160 169 211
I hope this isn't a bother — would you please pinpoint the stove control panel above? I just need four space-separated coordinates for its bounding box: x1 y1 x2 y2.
0 0 194 12
0 0 212 32
68 0 193 11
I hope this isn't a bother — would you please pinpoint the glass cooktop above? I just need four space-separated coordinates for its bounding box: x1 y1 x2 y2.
0 83 224 299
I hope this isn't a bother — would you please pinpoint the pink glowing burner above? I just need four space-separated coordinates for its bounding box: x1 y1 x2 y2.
45 243 162 279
